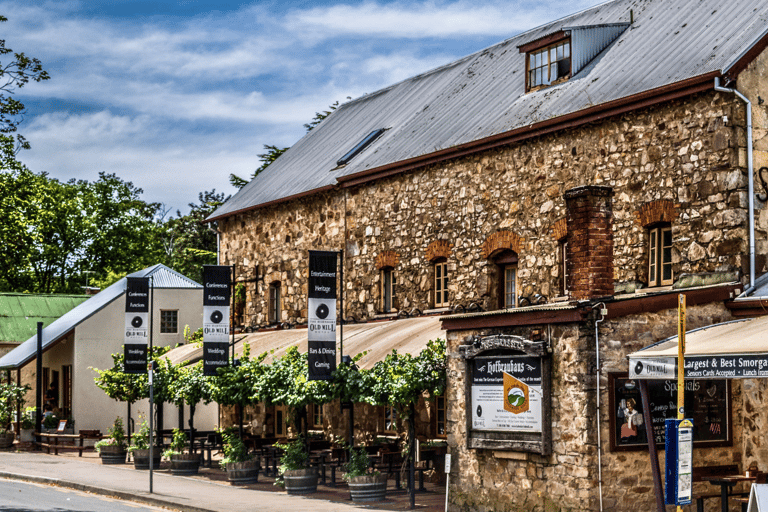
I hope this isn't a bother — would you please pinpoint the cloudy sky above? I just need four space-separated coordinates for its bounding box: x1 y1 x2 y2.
4 0 604 214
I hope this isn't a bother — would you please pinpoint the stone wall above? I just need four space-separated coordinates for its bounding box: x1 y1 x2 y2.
444 300 758 512
219 90 756 328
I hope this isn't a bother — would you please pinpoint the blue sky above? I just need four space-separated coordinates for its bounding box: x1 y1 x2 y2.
3 0 604 213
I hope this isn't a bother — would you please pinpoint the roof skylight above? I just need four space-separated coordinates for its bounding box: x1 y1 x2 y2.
336 128 386 167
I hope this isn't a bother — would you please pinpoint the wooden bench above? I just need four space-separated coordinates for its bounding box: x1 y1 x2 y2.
37 430 102 456
692 464 739 512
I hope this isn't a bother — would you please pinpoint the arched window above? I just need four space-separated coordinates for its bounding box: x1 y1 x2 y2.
494 250 518 309
434 258 449 308
268 281 281 324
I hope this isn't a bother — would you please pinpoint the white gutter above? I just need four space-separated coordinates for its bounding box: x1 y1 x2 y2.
593 302 607 512
714 77 755 289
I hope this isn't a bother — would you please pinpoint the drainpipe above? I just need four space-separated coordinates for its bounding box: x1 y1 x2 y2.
714 77 755 289
593 302 607 512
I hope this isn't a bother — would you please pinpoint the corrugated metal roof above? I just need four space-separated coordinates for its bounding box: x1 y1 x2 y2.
628 315 768 358
0 264 201 370
209 0 768 221
0 293 89 344
165 316 444 370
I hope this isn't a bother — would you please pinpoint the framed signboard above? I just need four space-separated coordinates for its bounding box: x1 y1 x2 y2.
608 373 731 451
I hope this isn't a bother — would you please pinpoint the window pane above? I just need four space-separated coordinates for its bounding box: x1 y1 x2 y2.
564 42 570 57
550 47 556 63
649 229 657 284
550 62 557 82
557 44 563 60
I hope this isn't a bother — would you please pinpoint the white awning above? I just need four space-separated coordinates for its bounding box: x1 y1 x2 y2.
165 316 444 370
627 315 768 380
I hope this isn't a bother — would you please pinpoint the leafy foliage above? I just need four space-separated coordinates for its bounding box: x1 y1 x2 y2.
343 446 378 480
163 428 188 458
95 416 127 452
0 381 29 432
219 428 252 468
92 345 174 405
0 14 50 170
128 415 151 452
276 436 310 472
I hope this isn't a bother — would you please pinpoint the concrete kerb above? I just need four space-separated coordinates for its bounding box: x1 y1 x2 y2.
0 471 208 512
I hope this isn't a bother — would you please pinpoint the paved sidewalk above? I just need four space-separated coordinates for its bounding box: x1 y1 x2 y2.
0 451 445 512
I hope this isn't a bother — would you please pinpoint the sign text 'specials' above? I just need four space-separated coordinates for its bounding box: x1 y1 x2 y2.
202 265 231 376
124 277 149 374
308 251 338 380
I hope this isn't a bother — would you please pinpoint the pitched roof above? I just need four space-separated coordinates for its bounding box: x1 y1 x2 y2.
209 0 768 222
0 293 89 344
0 264 201 370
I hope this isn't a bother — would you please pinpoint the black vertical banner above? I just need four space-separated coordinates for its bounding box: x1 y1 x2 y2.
308 251 338 380
124 277 149 374
203 265 231 376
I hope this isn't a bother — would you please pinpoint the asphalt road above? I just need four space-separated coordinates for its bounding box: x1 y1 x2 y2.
0 478 174 512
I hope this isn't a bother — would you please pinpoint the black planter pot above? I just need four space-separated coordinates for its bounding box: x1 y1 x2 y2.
226 459 259 484
132 449 162 470
170 453 201 475
99 445 127 464
0 432 15 450
283 468 318 495
348 474 388 502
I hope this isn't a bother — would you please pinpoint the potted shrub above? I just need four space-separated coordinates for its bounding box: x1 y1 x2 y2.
128 417 160 470
276 437 317 495
0 382 30 448
95 417 128 464
164 428 200 475
19 408 36 443
344 446 387 502
220 429 259 484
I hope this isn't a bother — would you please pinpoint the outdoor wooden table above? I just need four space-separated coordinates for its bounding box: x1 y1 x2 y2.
702 475 755 512
309 449 332 485
37 432 100 456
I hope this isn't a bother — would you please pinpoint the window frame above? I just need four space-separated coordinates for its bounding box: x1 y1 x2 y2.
648 225 673 287
525 38 571 91
494 250 519 310
268 281 281 324
434 259 449 308
160 309 178 334
381 267 395 313
383 404 398 433
309 403 324 429
433 393 447 438
560 240 569 296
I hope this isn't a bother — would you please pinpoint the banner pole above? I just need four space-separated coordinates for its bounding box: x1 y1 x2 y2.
231 265 236 364
339 249 344 361
149 275 154 494
676 294 686 512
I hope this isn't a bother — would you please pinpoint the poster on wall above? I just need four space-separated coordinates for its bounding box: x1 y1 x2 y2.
308 250 337 381
470 355 542 433
203 265 231 376
609 373 731 451
124 277 149 374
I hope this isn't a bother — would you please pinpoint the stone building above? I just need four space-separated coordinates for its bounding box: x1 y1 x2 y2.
207 0 768 509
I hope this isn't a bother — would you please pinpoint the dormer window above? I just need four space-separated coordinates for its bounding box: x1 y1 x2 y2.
528 40 571 89
518 23 629 92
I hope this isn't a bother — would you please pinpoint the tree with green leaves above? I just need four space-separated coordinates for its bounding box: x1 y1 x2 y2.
167 361 212 446
0 14 50 171
159 190 226 283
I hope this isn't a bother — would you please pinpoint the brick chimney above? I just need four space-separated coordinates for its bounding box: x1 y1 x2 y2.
564 185 614 300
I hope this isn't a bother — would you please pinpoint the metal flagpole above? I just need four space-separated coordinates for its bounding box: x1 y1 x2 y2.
149 275 154 493
676 294 686 512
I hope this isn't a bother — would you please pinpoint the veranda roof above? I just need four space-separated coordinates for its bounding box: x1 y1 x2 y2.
165 316 444 370
627 315 768 380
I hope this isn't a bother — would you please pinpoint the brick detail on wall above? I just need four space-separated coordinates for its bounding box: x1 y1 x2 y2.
425 240 452 262
375 250 400 269
482 230 524 259
551 218 567 241
637 199 678 227
565 185 614 300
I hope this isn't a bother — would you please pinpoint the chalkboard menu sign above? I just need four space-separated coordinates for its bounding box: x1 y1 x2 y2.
608 373 731 452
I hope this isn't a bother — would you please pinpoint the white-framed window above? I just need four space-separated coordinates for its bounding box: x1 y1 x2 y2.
160 310 178 334
384 405 398 432
310 403 324 429
381 268 395 312
504 265 517 308
648 225 673 286
433 394 446 437
434 260 449 308
494 250 519 309
268 281 281 323
527 39 571 89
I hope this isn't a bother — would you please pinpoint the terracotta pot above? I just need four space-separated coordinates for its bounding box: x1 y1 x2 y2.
283 467 318 494
348 473 387 502
99 444 127 464
226 459 259 484
132 448 162 470
170 453 201 475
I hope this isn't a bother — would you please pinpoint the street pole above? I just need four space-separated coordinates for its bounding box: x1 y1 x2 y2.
36 322 43 440
676 294 686 512
149 275 154 494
